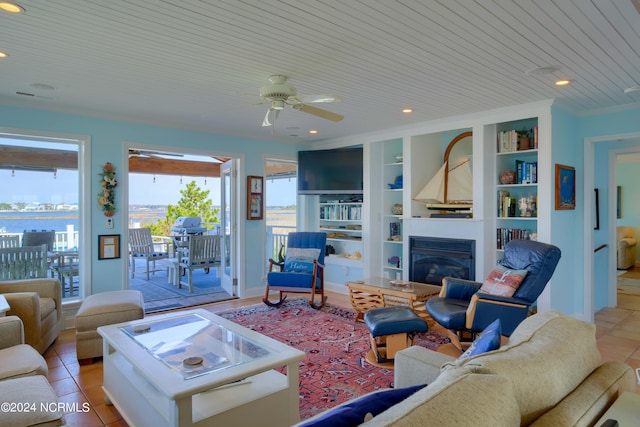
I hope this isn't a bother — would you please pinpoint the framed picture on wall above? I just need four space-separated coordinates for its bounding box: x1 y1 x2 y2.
555 164 576 210
247 175 264 220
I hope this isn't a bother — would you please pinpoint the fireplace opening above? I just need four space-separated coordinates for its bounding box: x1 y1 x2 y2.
409 236 475 286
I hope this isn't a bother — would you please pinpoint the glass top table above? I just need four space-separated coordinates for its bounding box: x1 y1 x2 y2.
120 313 273 380
98 308 306 427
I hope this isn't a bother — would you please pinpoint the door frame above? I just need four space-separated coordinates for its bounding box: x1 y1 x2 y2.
122 142 245 296
583 131 640 321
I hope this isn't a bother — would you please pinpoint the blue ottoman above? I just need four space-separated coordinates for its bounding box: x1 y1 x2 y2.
364 306 428 365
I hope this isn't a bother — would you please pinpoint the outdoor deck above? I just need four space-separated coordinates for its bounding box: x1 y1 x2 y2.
128 259 235 313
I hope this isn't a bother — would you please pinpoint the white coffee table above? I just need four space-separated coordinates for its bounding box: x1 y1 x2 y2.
98 308 306 427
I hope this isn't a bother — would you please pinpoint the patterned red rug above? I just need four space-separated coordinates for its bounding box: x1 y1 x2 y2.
217 298 450 419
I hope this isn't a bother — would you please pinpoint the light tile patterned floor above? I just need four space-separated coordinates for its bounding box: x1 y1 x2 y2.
44 290 640 425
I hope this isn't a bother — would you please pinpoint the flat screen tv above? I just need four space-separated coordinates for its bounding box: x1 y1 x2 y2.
298 147 363 195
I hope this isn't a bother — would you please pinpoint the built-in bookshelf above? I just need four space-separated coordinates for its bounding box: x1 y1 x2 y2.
318 196 363 266
382 139 404 279
495 118 539 254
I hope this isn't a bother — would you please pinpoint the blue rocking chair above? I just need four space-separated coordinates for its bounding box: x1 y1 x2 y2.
263 232 327 309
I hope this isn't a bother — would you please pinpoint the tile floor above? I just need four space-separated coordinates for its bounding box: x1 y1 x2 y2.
44 289 640 426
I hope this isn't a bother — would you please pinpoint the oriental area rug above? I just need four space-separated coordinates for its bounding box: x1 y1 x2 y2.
217 298 450 420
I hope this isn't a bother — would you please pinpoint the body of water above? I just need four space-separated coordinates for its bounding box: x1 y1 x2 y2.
0 211 79 233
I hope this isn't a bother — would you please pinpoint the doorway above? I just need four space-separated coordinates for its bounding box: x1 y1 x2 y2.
125 146 239 312
584 132 640 321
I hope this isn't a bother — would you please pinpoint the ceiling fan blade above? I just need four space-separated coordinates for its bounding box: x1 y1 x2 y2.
295 94 342 104
292 103 344 122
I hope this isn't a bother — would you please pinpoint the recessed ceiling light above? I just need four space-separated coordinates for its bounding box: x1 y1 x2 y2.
555 79 571 86
402 108 413 113
525 66 559 76
309 130 318 134
624 86 640 95
0 51 7 58
0 2 25 13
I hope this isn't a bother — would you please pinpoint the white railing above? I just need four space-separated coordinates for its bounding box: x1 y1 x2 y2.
1 227 79 251
266 226 296 263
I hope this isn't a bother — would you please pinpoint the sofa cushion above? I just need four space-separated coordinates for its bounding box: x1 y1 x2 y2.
453 310 602 426
0 343 48 380
480 264 527 297
299 384 426 427
364 368 521 427
0 375 64 426
458 318 501 359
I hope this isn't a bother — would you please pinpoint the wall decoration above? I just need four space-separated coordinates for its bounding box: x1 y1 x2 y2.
98 162 117 217
247 175 264 220
555 164 575 210
616 186 622 219
98 234 120 260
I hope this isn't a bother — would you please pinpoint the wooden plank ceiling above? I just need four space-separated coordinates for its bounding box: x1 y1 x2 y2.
0 1 638 143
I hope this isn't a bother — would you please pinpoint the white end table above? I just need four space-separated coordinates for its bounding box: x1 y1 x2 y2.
0 295 9 316
594 392 640 426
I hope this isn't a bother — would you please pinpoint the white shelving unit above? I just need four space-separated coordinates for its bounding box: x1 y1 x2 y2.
494 119 539 257
318 197 363 267
381 139 404 279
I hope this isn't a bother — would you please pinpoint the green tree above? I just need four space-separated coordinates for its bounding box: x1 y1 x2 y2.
147 181 219 235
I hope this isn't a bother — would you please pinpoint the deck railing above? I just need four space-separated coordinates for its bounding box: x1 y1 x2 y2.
1 228 79 251
266 226 296 263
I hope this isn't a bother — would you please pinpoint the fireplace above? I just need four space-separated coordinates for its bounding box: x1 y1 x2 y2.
409 236 475 286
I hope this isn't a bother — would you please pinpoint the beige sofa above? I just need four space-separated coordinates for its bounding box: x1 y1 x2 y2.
0 316 64 426
299 310 635 427
0 278 63 354
617 226 637 269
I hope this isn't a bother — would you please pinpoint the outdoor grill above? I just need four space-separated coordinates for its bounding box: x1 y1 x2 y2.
170 217 207 236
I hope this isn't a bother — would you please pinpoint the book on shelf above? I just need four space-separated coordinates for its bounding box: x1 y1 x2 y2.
515 160 538 184
389 222 400 237
497 228 531 249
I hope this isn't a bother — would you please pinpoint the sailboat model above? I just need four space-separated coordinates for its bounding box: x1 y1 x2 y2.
414 158 473 211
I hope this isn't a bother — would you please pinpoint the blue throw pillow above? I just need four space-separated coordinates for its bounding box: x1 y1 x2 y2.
299 384 426 427
458 319 502 359
283 248 320 274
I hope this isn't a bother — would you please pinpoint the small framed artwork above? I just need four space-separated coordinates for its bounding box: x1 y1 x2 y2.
555 164 576 210
247 175 264 220
98 234 121 260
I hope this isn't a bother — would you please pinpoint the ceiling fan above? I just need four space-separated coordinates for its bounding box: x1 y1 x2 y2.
258 75 343 127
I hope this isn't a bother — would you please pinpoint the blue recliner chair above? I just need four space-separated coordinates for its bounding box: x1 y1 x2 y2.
263 232 327 309
426 239 561 339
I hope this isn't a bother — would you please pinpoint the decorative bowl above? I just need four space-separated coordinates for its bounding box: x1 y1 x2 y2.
500 171 516 184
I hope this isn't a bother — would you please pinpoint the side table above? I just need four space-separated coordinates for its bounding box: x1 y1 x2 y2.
0 294 9 316
594 392 640 426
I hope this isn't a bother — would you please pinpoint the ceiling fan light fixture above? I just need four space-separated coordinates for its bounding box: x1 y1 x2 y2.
272 100 285 110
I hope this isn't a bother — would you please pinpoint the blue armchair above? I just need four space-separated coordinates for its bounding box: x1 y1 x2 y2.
426 239 561 338
263 232 327 309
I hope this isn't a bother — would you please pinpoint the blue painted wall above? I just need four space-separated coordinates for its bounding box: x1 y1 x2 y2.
0 104 298 295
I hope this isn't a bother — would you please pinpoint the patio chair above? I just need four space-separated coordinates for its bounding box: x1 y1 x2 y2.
178 234 221 293
128 228 170 280
22 230 55 251
0 235 20 248
263 232 327 309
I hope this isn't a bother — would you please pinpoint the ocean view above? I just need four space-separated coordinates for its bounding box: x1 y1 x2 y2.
0 207 296 234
